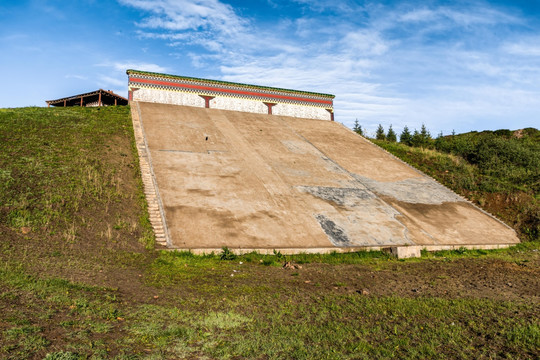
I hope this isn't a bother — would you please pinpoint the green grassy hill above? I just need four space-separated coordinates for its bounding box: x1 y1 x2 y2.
1 107 538 359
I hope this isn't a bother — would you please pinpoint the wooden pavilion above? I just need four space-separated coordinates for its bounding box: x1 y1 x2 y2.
46 89 128 107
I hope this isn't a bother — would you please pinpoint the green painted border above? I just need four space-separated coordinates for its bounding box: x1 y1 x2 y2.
126 69 335 99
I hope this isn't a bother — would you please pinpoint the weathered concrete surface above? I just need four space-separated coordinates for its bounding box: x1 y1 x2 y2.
133 101 519 252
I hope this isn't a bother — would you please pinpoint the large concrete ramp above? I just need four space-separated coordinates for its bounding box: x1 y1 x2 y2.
132 101 519 253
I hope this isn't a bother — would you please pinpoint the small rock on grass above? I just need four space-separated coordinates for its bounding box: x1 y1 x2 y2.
282 261 302 270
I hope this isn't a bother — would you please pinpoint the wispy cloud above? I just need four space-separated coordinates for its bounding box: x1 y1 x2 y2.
119 0 247 51
0 33 29 42
92 61 168 98
339 30 390 56
99 75 126 88
65 74 88 80
503 39 540 57
397 6 519 26
118 0 540 134
97 61 168 73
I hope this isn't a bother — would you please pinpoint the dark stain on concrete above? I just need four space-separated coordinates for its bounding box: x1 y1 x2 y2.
315 214 351 246
299 186 374 207
186 188 214 196
382 197 466 227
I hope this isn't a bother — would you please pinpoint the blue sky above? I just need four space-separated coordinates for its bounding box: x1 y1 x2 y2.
1 0 539 135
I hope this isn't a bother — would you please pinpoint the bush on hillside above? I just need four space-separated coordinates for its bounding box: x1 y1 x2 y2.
434 131 540 193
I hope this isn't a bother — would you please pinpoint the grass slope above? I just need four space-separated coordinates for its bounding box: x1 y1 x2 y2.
0 107 539 359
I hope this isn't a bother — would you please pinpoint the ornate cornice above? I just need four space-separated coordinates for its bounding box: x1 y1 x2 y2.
127 70 334 109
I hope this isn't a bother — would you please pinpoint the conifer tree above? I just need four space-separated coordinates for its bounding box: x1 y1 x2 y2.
435 131 444 148
353 119 363 136
419 124 432 147
400 126 412 146
386 125 397 142
411 129 421 147
375 124 386 140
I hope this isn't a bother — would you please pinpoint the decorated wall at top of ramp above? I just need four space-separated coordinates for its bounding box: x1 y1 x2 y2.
126 69 335 121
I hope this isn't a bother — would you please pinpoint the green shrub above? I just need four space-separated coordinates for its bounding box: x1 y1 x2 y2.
220 247 237 260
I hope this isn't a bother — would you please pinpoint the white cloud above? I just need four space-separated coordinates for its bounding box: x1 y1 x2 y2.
91 61 168 98
65 74 88 80
402 84 540 133
0 33 29 42
340 30 389 56
97 61 168 73
398 5 519 26
118 0 540 134
99 75 126 88
291 0 355 13
439 7 518 26
466 62 502 77
119 0 247 38
399 8 437 23
503 42 540 57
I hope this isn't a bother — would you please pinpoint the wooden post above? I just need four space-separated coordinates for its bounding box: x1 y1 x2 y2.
129 87 140 102
64 100 66 107
263 102 276 115
199 95 215 108
115 98 117 106
98 91 102 106
80 97 83 107
326 109 334 121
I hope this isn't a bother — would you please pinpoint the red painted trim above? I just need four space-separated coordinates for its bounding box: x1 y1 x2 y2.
130 77 333 106
199 95 215 108
129 87 139 101
326 109 334 121
263 102 276 115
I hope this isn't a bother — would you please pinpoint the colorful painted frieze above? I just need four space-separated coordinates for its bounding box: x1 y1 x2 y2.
126 69 335 121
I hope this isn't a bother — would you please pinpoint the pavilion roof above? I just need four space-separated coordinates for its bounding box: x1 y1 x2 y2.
46 89 128 107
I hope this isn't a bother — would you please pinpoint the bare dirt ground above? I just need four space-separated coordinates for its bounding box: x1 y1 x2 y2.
8 227 538 307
